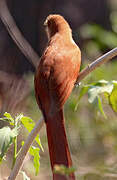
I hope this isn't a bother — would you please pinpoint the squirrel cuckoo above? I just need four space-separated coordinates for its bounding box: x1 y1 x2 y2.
35 14 81 180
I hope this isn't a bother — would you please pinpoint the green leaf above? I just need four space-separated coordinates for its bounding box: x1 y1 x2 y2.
0 112 14 125
29 146 40 175
112 80 117 85
54 165 76 176
0 127 18 162
88 84 113 104
109 85 117 112
21 116 43 151
35 136 44 152
21 116 35 132
87 81 113 117
78 85 90 101
75 80 113 111
97 96 106 118
0 118 12 123
4 112 14 121
21 171 30 180
75 85 90 111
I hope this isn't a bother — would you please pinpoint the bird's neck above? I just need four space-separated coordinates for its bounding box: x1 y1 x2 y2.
47 22 72 41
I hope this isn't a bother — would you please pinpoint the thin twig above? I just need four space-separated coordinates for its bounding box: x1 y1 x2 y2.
77 47 117 83
8 117 44 180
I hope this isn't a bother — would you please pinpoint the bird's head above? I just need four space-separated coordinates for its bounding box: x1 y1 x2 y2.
44 14 72 39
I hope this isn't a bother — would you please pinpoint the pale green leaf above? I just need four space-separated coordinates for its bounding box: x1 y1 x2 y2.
21 116 43 151
4 112 14 122
75 85 90 111
0 112 14 125
21 116 35 132
29 146 40 175
112 80 117 85
78 85 90 101
87 81 114 117
109 85 117 112
75 80 113 111
97 96 107 118
35 136 44 152
0 127 18 161
88 83 113 103
97 80 108 84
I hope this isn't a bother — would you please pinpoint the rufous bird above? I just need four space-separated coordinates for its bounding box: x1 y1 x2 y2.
35 14 81 180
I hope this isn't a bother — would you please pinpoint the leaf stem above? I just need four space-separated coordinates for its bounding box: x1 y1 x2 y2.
12 136 17 169
12 116 18 169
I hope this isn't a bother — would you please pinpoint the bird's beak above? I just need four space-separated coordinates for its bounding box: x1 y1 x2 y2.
44 20 47 27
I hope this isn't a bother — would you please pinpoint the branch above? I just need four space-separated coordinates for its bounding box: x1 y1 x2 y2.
0 0 117 75
0 0 40 69
8 117 44 180
76 47 117 83
8 48 117 180
1 1 117 180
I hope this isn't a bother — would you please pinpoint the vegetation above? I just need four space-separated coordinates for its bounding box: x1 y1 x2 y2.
0 1 117 180
0 59 117 179
0 113 43 179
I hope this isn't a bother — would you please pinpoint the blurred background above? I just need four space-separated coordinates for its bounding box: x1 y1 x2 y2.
0 0 117 179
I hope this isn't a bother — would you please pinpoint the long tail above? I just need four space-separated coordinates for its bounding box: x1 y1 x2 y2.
45 109 75 180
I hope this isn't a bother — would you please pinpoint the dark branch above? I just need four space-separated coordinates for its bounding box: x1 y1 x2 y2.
0 0 40 69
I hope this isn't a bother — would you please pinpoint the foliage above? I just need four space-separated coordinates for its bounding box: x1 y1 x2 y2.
75 80 117 117
80 24 117 50
0 113 43 179
29 146 40 175
0 126 18 162
54 164 76 176
1 7 117 179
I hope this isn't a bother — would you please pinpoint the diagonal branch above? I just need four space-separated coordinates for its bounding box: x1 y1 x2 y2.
0 0 40 69
76 47 117 83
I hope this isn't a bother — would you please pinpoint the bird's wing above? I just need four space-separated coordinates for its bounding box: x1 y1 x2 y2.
49 53 79 111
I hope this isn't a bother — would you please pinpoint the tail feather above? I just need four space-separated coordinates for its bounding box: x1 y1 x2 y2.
45 109 75 180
